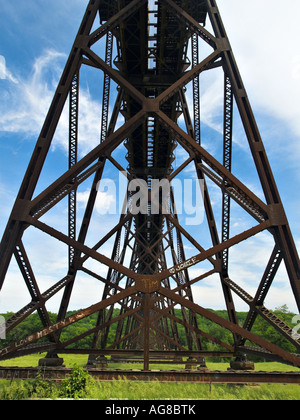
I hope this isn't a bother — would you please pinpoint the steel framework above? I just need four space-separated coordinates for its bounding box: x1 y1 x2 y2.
0 0 300 378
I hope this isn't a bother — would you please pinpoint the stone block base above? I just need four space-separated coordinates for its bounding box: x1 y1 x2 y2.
229 359 255 371
38 357 64 367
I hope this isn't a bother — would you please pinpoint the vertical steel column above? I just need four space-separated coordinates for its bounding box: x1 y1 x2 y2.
0 0 101 287
192 33 201 144
206 0 300 310
100 31 113 144
68 71 79 269
143 292 151 371
221 74 233 274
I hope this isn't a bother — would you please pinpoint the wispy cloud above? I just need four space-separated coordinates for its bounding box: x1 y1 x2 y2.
0 55 18 83
0 49 103 156
218 0 300 148
77 188 116 215
1 50 65 134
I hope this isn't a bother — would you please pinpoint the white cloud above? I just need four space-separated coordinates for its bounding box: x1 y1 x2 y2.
77 188 116 215
218 0 300 143
0 50 64 135
199 70 223 133
179 0 300 170
0 55 18 83
0 49 102 156
183 228 299 313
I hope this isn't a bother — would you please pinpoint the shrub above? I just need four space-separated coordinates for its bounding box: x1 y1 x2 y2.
59 365 93 399
26 371 57 399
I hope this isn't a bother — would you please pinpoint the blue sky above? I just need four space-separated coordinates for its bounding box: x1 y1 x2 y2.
0 0 300 314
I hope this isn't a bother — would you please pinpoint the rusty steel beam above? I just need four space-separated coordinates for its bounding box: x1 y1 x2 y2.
0 286 137 360
0 0 102 285
26 216 142 282
59 349 234 359
88 0 148 46
156 110 269 221
68 71 79 268
205 0 300 309
156 221 271 283
0 366 299 385
159 286 300 368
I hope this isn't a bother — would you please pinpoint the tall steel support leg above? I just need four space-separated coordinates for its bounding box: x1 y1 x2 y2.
41 70 80 364
0 0 101 287
206 0 300 310
219 72 240 344
101 31 113 144
180 83 239 344
55 70 81 327
68 71 79 269
221 74 233 274
192 33 201 145
169 190 203 352
143 293 151 371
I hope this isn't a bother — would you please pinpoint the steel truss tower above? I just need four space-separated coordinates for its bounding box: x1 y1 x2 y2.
0 0 300 371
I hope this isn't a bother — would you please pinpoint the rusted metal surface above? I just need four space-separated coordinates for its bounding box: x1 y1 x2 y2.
0 0 300 381
0 366 299 385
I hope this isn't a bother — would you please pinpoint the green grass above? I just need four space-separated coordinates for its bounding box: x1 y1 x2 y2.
0 354 299 400
0 375 299 400
1 353 300 371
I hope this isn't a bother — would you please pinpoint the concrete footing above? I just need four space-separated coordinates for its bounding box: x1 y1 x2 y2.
86 355 108 368
38 355 64 367
229 357 255 371
185 357 209 371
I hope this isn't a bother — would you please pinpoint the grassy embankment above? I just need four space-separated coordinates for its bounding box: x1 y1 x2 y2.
0 354 299 400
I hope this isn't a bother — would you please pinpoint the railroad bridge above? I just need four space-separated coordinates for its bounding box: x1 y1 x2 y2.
0 0 300 383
